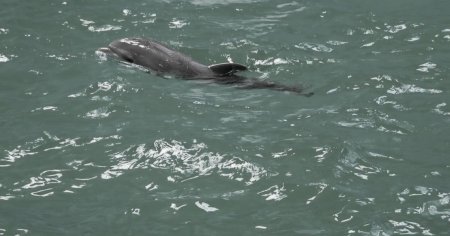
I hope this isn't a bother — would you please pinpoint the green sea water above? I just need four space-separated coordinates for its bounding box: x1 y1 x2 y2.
1 0 450 235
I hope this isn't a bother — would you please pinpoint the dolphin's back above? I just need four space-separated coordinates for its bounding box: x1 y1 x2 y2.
109 38 210 77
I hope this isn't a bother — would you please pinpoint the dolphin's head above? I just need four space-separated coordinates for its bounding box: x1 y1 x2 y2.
107 38 140 63
97 38 148 64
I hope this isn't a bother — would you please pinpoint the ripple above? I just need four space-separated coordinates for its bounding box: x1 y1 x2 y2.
1 132 122 199
268 6 306 18
337 119 374 129
257 184 287 201
220 39 258 49
306 183 327 205
388 220 433 235
169 18 189 29
254 57 291 66
374 96 410 111
387 84 442 95
80 18 95 26
276 1 299 8
190 0 263 6
326 40 348 46
313 146 331 163
335 107 415 135
84 106 113 119
22 169 64 190
433 103 450 116
103 139 269 185
1 132 121 167
334 142 391 181
406 36 420 42
122 9 131 16
46 53 73 61
0 195 15 200
31 106 58 112
118 9 157 25
0 228 29 236
88 25 121 32
69 78 140 100
361 41 375 47
80 18 121 32
394 187 450 233
295 42 333 52
386 24 407 34
195 201 219 212
417 62 437 72
2 148 37 165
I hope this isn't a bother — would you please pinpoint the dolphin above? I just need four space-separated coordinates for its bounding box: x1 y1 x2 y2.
97 38 312 96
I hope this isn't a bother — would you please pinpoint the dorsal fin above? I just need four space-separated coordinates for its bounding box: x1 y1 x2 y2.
208 63 247 75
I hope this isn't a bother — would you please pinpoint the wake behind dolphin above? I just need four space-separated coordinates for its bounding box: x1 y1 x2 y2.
97 38 312 96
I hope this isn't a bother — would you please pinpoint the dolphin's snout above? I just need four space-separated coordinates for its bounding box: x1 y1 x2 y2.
97 47 112 54
107 43 135 63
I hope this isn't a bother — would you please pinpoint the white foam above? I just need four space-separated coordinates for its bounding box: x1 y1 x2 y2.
0 54 9 62
195 201 219 212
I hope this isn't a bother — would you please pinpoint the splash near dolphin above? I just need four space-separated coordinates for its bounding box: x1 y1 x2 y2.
97 38 312 96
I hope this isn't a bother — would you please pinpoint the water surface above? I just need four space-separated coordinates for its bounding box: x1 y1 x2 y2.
1 0 450 235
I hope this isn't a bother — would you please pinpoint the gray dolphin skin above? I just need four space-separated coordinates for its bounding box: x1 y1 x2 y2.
98 38 312 96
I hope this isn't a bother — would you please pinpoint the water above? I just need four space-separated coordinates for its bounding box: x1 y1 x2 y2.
1 0 449 235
